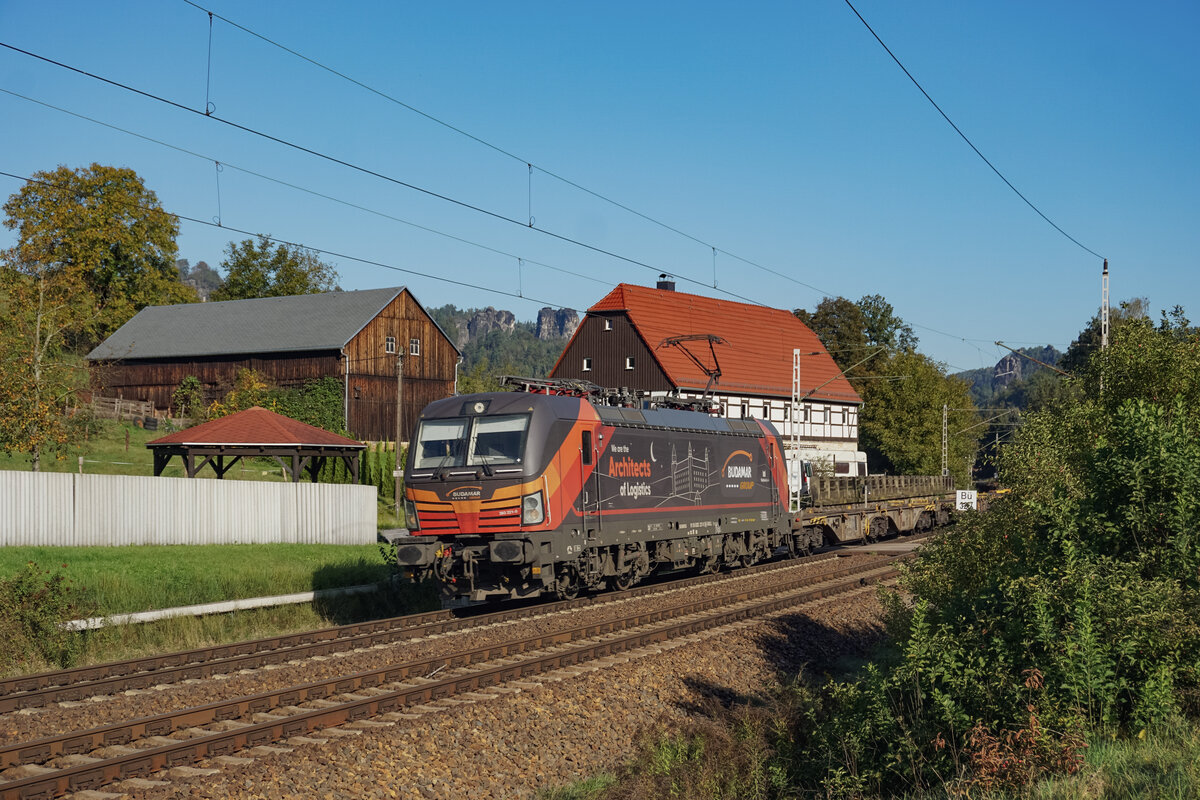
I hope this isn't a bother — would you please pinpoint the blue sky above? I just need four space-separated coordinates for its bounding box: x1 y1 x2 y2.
2 1 1197 373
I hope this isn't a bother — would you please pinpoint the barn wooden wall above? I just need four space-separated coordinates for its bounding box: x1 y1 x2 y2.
95 352 341 411
344 290 458 440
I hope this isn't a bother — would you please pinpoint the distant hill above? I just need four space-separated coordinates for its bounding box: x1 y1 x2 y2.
955 345 1062 410
430 304 578 381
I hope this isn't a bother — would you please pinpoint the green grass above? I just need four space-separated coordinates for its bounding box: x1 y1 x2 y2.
542 718 1200 800
0 544 392 615
0 419 297 479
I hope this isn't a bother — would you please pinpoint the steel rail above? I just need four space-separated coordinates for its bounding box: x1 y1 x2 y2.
0 556 905 799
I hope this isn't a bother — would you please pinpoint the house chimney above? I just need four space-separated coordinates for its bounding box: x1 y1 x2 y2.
656 273 675 292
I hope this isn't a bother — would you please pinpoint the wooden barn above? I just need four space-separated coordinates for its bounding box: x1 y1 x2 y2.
87 287 460 441
550 280 866 474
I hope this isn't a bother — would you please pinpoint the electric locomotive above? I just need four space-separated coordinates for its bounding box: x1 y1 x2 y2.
390 380 802 601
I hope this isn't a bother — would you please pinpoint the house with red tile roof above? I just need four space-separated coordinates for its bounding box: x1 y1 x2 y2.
550 280 866 475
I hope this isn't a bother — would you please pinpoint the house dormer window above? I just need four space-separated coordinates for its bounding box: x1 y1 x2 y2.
582 357 593 371
625 356 635 370
385 336 396 354
604 319 613 331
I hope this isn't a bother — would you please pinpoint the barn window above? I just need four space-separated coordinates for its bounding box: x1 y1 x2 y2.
582 357 592 371
385 336 396 354
625 356 635 370
409 338 421 356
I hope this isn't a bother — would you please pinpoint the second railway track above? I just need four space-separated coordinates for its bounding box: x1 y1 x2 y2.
0 550 910 800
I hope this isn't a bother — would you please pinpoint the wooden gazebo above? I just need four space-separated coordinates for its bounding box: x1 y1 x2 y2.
146 407 365 482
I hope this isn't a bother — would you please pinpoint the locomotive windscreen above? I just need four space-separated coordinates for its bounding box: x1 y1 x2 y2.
412 414 530 469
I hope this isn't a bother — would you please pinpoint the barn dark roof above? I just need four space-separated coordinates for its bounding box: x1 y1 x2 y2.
88 287 443 360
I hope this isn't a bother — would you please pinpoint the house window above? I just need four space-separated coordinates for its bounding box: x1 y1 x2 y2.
625 356 635 370
604 319 613 331
409 338 421 356
582 357 593 371
385 336 396 354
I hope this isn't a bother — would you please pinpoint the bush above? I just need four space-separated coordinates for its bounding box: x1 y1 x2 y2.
0 562 89 673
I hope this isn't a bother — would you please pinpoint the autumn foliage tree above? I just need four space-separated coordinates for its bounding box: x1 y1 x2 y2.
0 257 92 470
1 164 195 468
2 164 195 347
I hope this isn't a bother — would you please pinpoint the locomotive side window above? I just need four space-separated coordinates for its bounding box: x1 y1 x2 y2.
581 430 593 465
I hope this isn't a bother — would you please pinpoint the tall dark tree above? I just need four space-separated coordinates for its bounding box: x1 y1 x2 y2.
859 294 918 352
1059 297 1148 373
211 236 341 301
793 297 868 372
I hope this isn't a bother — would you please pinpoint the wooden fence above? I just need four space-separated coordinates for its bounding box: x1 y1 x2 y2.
0 471 376 546
89 395 157 422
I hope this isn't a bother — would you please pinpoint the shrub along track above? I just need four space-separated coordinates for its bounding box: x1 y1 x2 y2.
0 550 909 800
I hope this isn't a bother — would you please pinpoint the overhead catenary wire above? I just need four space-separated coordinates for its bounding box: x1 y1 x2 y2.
172 2 1016 339
177 0 834 298
843 0 1105 262
0 88 610 289
0 169 573 311
0 38 1063 357
0 41 769 309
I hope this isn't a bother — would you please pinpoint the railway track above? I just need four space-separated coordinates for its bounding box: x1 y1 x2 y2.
0 550 910 800
0 549 861 715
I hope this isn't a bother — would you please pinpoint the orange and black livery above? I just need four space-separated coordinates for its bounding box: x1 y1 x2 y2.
391 380 800 601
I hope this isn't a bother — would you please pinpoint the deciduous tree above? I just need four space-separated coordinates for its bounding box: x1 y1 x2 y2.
211 236 341 301
2 164 194 347
858 351 979 483
0 258 92 470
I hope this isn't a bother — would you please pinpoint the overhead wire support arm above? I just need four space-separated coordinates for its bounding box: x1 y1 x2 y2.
994 341 1069 376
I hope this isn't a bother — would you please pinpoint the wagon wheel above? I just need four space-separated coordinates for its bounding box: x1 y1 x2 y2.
697 555 720 575
610 570 634 591
867 516 888 543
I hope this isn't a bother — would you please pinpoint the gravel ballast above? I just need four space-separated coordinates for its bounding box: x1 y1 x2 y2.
116 584 890 800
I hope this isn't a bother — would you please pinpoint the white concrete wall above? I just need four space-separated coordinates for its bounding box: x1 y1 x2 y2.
0 471 376 546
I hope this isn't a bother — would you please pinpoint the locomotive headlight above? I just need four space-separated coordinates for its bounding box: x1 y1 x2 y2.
521 491 545 525
404 498 419 530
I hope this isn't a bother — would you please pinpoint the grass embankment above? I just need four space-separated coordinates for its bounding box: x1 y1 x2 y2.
0 544 390 615
0 545 438 677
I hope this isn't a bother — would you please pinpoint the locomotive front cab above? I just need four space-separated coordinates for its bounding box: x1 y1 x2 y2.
405 395 549 536
394 392 593 600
